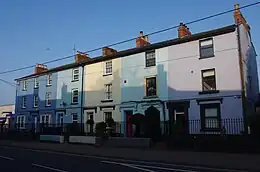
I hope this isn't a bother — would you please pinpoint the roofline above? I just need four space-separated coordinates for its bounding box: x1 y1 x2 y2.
15 24 236 81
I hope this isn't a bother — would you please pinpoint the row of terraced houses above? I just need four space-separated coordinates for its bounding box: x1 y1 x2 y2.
13 5 259 135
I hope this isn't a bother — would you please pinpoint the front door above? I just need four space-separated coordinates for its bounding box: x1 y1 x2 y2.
173 107 189 134
125 110 133 137
57 112 64 127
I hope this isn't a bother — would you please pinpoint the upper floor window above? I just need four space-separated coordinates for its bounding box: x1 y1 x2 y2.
33 95 38 107
45 92 51 106
72 68 79 81
199 38 214 58
145 50 156 67
202 69 216 91
22 96 26 108
47 74 52 86
22 80 28 91
145 77 157 97
105 84 112 100
34 78 39 88
104 61 112 75
72 89 79 104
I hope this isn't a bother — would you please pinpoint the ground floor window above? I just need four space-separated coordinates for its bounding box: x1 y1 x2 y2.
40 114 51 125
200 103 221 131
72 113 78 123
104 111 112 121
16 115 25 129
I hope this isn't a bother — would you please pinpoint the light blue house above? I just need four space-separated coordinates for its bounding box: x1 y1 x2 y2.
14 53 88 130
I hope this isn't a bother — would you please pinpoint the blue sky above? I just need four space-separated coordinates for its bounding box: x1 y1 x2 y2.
0 0 259 105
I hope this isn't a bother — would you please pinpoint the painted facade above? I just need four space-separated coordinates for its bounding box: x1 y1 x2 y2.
55 66 84 125
83 55 122 126
15 71 58 129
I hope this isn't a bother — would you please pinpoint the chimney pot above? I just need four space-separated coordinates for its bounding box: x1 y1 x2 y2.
136 31 150 48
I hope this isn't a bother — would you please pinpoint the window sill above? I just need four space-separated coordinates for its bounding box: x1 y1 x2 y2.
71 79 79 82
143 96 158 99
71 103 79 105
21 107 26 109
144 65 156 69
101 99 113 103
199 90 219 95
45 105 51 107
103 73 112 77
201 127 221 132
33 106 38 108
199 55 215 60
22 89 27 91
34 87 39 89
46 84 52 87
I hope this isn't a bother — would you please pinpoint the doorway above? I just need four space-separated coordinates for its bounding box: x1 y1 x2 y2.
125 110 133 137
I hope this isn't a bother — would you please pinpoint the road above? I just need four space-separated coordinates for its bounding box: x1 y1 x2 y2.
0 146 248 172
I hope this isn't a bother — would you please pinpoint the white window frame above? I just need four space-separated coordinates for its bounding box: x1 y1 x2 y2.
105 84 112 100
145 50 156 67
22 80 28 90
72 89 79 104
22 96 26 108
47 74 52 86
40 114 51 124
16 115 25 129
72 113 78 123
45 92 51 106
72 68 79 81
104 61 112 75
34 77 39 88
33 95 38 107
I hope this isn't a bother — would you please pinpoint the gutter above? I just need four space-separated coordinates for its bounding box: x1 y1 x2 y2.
80 66 84 132
236 24 248 134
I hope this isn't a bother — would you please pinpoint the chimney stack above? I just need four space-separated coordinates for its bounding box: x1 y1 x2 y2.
178 23 192 38
136 31 150 48
233 4 250 31
75 51 89 63
102 47 117 57
34 64 48 74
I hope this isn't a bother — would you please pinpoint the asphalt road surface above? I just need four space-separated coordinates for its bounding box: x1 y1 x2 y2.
0 146 248 172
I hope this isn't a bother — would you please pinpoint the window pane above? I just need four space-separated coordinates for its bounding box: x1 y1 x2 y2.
201 47 214 57
202 70 215 77
205 108 218 117
200 39 213 46
146 77 157 96
202 76 216 91
205 118 219 128
145 51 156 67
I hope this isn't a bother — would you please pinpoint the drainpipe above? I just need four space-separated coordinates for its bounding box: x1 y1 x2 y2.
80 66 84 133
236 24 248 134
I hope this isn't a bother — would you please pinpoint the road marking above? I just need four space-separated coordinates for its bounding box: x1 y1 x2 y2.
0 155 14 160
102 160 197 172
102 160 158 172
32 163 67 172
0 145 248 172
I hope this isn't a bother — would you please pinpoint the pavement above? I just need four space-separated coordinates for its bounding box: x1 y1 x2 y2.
0 140 259 172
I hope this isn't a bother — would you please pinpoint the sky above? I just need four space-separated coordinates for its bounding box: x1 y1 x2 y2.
0 0 259 105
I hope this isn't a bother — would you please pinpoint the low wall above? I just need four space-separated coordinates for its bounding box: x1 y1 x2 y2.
105 137 151 148
69 136 96 145
40 135 64 143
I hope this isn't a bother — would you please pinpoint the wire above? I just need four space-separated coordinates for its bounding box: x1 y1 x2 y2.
17 47 238 83
0 1 259 75
0 78 16 87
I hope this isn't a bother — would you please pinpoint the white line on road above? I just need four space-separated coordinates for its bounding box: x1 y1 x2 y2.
102 160 158 172
102 160 197 172
0 155 14 161
0 146 248 172
32 163 68 172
